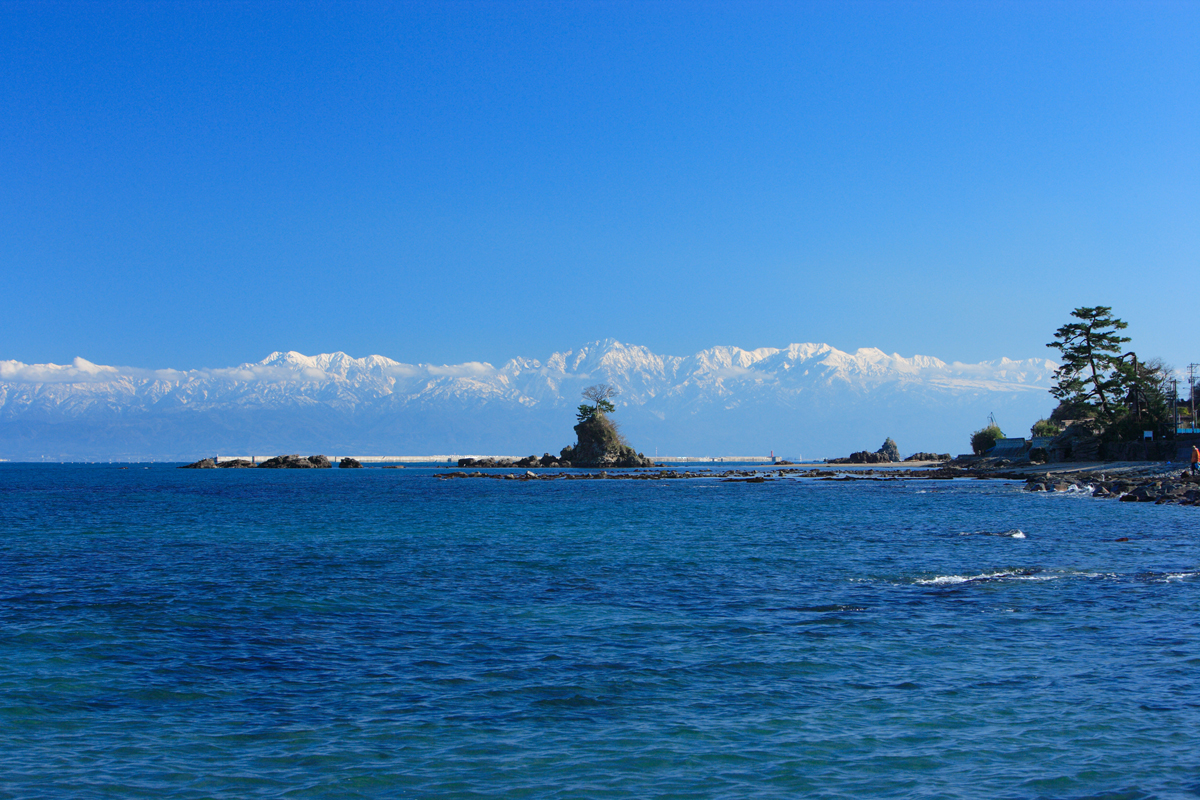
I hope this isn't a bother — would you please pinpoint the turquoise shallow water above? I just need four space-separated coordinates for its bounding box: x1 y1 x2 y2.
1 464 1198 799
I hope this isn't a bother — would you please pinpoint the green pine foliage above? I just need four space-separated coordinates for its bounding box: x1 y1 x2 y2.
1046 306 1131 421
1045 307 1174 442
562 383 652 468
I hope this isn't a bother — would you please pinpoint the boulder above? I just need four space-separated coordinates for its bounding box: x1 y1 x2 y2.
257 454 333 469
904 452 951 462
180 458 217 469
1125 485 1160 502
217 459 255 468
564 440 653 468
258 455 310 468
339 457 363 468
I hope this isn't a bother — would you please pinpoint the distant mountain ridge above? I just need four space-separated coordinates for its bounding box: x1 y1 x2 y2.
0 340 1058 461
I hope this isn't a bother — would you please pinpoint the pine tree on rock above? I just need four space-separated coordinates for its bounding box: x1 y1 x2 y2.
561 384 653 468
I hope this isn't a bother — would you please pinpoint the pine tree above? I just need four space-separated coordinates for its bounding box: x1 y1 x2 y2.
576 384 618 422
1046 306 1131 420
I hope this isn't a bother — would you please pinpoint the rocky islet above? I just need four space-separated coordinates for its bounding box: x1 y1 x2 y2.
180 454 334 469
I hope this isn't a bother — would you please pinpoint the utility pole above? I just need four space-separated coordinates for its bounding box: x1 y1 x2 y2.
1190 364 1200 432
1172 378 1179 434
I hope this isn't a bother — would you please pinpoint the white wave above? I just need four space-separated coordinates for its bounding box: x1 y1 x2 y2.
1035 485 1098 499
916 574 974 586
916 568 1049 586
958 529 1026 538
914 569 1124 587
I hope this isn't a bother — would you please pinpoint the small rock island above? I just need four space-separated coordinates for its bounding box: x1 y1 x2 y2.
457 384 653 470
558 384 653 468
826 438 950 464
180 454 340 469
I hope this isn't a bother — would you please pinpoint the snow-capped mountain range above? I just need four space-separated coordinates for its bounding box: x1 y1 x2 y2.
0 339 1058 461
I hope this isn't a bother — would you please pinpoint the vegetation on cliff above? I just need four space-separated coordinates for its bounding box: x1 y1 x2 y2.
560 384 653 468
1030 418 1062 438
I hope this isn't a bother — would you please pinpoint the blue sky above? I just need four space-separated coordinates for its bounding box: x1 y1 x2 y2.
2 1 1197 373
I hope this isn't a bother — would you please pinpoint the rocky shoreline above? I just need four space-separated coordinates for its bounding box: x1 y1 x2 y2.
435 460 1200 506
177 452 1199 506
1020 467 1200 505
935 454 1200 506
437 464 1001 482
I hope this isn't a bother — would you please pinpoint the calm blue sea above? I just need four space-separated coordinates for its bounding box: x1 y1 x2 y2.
1 464 1198 799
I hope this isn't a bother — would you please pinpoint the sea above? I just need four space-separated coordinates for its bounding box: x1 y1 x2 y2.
1 463 1198 799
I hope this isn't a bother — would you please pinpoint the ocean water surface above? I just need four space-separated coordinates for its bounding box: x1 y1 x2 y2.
1 464 1198 799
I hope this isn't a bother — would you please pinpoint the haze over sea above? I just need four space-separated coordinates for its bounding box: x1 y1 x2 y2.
3 463 1197 798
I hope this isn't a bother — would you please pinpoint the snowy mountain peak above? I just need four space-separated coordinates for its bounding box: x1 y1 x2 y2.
0 339 1060 460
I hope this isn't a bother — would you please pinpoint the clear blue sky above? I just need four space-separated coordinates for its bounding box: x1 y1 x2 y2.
2 1 1197 373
